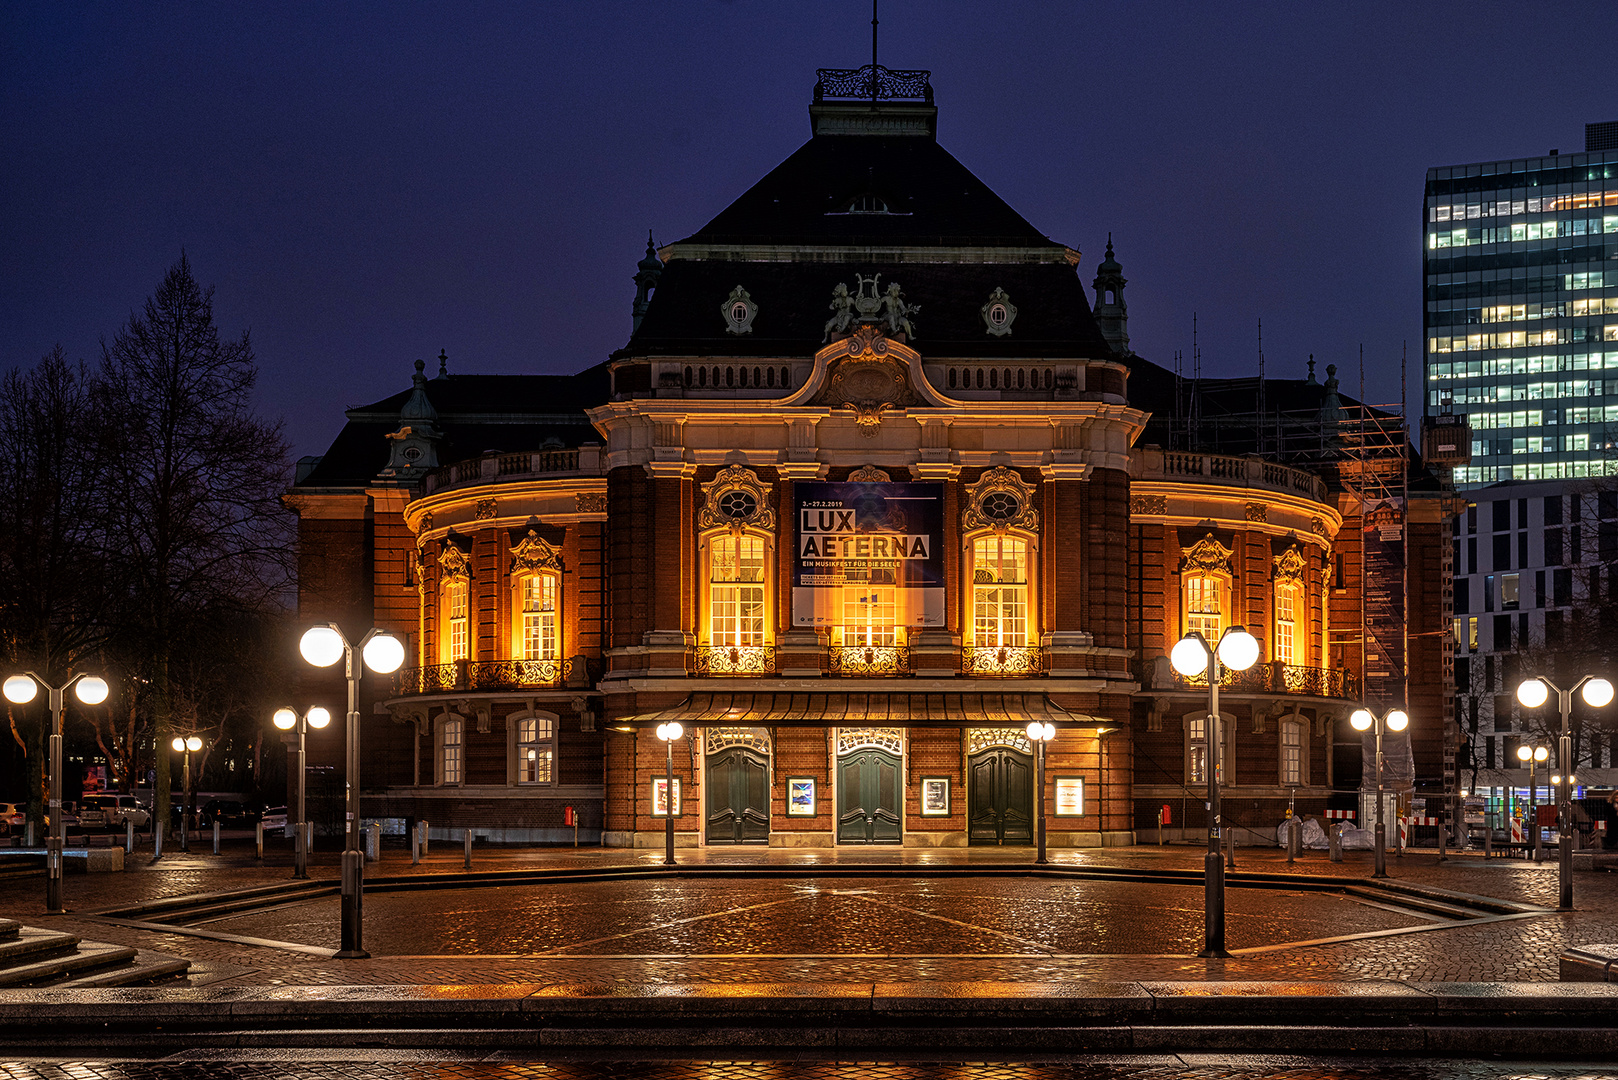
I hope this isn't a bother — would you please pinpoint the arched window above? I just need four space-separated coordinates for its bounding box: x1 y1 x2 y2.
971 536 1029 648
515 714 556 785
441 579 470 663
708 534 766 648
1183 573 1224 642
515 572 560 660
439 716 463 785
1274 581 1299 665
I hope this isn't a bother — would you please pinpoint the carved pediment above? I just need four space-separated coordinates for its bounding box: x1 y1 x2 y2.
1180 533 1233 575
813 326 918 437
509 529 562 575
698 465 775 534
438 538 472 580
1273 545 1307 583
962 466 1039 535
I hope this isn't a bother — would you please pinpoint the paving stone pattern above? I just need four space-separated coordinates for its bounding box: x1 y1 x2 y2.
0 843 1614 987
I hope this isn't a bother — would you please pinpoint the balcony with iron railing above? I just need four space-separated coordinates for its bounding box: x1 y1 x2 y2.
1131 448 1329 505
827 644 911 677
1167 661 1359 700
960 645 1048 677
692 645 777 677
394 658 577 696
421 445 601 496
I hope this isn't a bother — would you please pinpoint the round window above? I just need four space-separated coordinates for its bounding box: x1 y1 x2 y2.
717 490 758 521
981 491 1020 523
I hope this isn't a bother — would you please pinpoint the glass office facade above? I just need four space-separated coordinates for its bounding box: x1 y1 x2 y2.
1424 140 1618 487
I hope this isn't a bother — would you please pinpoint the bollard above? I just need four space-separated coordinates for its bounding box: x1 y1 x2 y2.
410 822 420 865
1287 817 1300 863
213 821 221 856
364 822 380 862
255 821 264 860
125 819 135 856
419 820 429 856
303 821 314 860
1329 822 1343 862
463 829 472 869
1224 827 1236 870
153 825 162 860
24 820 34 848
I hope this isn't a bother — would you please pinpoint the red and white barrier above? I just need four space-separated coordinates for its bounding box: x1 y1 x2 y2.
1325 809 1356 820
1397 816 1408 848
1510 816 1524 844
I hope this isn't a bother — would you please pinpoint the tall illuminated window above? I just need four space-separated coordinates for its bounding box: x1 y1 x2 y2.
443 579 469 663
1184 574 1224 641
440 716 462 785
1187 716 1207 784
838 575 900 646
519 574 559 660
1281 720 1303 785
1274 582 1298 665
516 715 554 784
709 534 766 647
972 536 1028 647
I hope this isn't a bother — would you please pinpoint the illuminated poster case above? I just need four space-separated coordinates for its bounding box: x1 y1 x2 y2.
792 481 945 628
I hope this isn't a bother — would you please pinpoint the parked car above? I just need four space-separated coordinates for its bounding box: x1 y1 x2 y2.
78 794 151 831
198 799 260 827
0 803 23 837
260 806 288 836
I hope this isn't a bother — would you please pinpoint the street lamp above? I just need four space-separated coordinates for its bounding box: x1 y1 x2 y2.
1170 624 1260 958
1514 743 1549 864
1025 721 1056 865
272 705 331 879
1349 706 1409 879
169 735 204 853
299 624 405 959
1516 674 1613 911
655 721 684 866
3 671 109 914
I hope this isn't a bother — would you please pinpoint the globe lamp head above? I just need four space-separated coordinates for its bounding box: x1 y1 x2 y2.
74 676 109 705
1026 721 1042 742
1516 679 1549 709
1216 628 1260 672
1386 709 1409 732
2 675 37 705
171 737 186 753
1350 709 1373 732
1534 746 1548 762
272 708 297 731
1042 722 1056 742
300 626 345 668
1170 636 1209 678
1582 677 1614 709
186 736 202 752
362 633 405 675
306 706 332 729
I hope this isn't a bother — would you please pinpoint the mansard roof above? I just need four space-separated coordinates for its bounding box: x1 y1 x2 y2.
681 135 1053 248
625 259 1114 359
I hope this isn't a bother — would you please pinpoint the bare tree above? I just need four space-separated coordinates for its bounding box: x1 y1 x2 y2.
93 254 294 833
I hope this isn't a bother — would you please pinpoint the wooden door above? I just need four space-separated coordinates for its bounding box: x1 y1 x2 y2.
967 747 1033 845
836 749 902 844
705 746 770 844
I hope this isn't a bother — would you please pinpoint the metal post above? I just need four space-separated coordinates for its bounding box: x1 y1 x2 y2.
255 821 264 860
1558 691 1574 911
1530 764 1541 863
126 818 135 856
463 829 472 869
664 737 676 867
1034 738 1047 865
212 820 220 855
45 687 63 914
1202 651 1226 958
338 642 368 959
153 824 162 860
1373 723 1387 878
1286 790 1296 864
293 721 308 879
179 751 190 853
411 821 420 865
420 819 428 855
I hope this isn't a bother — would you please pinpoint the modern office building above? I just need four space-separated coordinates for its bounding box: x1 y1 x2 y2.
1424 121 1618 487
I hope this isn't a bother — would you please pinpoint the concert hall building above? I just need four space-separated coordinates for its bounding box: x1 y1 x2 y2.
287 66 1458 850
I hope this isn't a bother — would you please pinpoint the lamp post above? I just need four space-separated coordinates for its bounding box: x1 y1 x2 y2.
272 705 331 879
1516 675 1613 911
169 736 203 853
656 721 684 866
1025 721 1056 865
298 624 405 959
1515 743 1548 864
3 672 109 914
1169 624 1260 958
1349 706 1409 879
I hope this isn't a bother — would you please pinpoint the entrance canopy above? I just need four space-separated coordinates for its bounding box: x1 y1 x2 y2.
611 692 1111 730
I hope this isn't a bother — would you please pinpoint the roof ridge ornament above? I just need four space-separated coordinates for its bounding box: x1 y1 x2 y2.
814 65 933 103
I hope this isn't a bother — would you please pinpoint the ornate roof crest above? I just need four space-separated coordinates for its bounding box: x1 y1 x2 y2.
1180 533 1233 575
509 529 562 575
698 464 775 535
848 464 891 483
1273 545 1306 583
722 285 756 335
981 287 1017 336
822 275 918 342
962 466 1039 535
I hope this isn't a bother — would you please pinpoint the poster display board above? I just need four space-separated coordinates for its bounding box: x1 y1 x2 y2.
1054 777 1085 816
792 481 945 629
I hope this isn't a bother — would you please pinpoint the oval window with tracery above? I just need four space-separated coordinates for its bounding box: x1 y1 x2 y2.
981 491 1021 523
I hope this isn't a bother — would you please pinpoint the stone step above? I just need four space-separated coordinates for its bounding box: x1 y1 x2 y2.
0 927 81 971
45 950 190 988
0 919 21 940
0 941 137 987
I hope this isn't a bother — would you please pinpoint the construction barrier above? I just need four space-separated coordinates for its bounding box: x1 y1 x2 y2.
1510 816 1524 845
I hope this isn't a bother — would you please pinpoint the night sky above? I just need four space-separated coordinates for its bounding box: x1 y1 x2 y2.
5 2 1615 460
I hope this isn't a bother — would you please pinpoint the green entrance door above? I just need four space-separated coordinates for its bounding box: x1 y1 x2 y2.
705 746 770 844
967 747 1034 845
836 748 902 844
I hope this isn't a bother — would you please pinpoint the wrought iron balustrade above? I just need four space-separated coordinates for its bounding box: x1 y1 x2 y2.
693 645 776 677
961 645 1047 677
1171 662 1359 700
827 644 910 677
814 64 933 103
394 657 573 695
